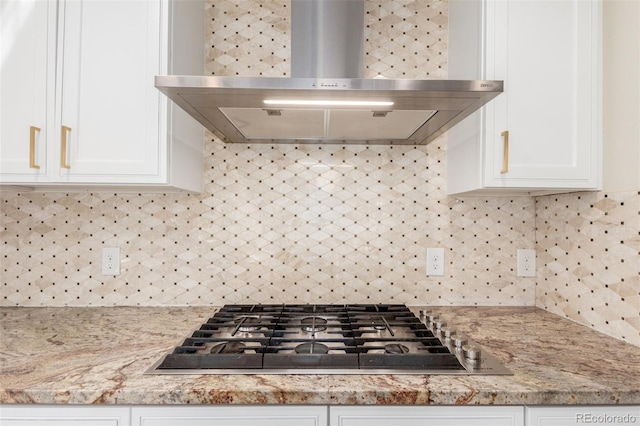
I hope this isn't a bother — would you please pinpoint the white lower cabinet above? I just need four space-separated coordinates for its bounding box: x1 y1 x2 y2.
330 405 524 426
131 405 328 426
526 406 640 426
2 405 640 425
0 405 130 425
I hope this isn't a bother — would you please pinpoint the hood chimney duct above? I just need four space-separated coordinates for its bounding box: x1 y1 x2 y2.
291 0 365 79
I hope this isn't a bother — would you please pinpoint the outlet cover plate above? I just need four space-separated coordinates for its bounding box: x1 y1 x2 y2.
517 249 536 277
102 247 120 276
426 247 445 276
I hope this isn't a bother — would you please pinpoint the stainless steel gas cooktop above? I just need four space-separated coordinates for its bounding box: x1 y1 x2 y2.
147 304 510 375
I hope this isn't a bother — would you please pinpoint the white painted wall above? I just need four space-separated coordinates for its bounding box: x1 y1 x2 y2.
603 0 640 191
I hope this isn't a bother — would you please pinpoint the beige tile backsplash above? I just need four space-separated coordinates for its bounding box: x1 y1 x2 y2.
1 0 638 347
0 140 536 307
535 191 640 347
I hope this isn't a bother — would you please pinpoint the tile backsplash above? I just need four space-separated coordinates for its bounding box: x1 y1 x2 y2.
0 140 536 307
536 191 640 347
0 0 638 347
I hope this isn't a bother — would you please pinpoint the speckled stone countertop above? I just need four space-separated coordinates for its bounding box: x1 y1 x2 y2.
1 306 639 405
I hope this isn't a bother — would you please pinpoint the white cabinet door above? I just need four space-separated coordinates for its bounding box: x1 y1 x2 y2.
482 0 601 188
525 406 640 426
0 405 131 425
330 405 524 426
447 0 602 196
56 0 162 182
132 405 328 426
0 0 56 180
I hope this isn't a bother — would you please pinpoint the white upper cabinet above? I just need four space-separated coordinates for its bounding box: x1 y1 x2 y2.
57 0 161 181
447 0 602 196
0 0 56 179
0 0 204 192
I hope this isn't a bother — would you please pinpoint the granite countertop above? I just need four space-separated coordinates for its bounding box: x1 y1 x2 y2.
1 306 639 405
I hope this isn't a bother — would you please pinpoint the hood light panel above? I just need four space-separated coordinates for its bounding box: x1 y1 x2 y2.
263 99 394 107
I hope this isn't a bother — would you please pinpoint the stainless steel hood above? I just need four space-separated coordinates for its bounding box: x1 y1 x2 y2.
155 0 502 145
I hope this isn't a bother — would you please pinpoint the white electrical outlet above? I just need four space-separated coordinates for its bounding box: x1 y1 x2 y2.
102 247 120 276
517 249 536 277
426 248 445 276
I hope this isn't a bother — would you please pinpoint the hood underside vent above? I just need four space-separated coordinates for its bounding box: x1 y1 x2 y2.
155 0 502 145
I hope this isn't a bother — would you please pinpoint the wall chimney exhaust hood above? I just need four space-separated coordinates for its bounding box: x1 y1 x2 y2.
155 0 502 145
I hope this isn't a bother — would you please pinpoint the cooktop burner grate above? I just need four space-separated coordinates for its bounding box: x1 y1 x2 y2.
149 304 511 375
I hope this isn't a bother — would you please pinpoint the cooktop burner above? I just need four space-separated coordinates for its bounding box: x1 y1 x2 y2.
147 304 511 375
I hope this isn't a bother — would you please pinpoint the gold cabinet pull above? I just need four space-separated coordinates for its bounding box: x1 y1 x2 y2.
29 126 41 169
500 130 509 174
61 126 71 169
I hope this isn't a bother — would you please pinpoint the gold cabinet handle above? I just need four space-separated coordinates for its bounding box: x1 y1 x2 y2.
29 126 41 169
500 130 509 174
61 126 71 169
